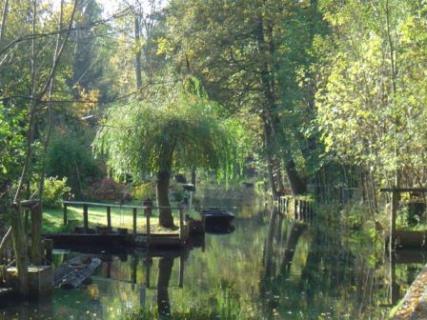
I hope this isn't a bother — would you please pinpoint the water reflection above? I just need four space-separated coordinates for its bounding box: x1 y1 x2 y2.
157 257 173 318
2 204 427 319
260 209 427 319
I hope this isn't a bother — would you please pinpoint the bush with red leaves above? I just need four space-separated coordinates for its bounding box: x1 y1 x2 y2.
85 178 131 201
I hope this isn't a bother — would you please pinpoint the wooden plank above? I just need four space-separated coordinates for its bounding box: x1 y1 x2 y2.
178 254 184 288
133 208 137 235
63 204 68 225
63 200 181 210
107 206 111 229
83 204 89 232
179 205 184 241
390 191 398 252
144 201 152 247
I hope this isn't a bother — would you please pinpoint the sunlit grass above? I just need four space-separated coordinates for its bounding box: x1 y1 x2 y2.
43 206 184 234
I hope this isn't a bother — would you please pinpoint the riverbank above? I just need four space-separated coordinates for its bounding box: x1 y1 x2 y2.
391 264 427 320
42 206 183 234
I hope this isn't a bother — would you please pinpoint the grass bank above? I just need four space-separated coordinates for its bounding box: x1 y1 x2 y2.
42 205 185 234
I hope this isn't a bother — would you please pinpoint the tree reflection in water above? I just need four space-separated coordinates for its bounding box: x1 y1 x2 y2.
157 257 174 318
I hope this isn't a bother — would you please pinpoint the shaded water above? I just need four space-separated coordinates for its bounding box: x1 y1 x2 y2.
1 200 426 319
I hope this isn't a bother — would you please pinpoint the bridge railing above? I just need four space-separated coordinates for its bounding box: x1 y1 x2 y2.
278 195 315 222
62 200 188 242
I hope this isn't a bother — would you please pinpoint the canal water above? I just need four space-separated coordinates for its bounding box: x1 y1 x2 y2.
1 199 426 319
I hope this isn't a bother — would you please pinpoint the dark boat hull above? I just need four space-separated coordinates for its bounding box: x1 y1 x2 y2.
201 208 235 230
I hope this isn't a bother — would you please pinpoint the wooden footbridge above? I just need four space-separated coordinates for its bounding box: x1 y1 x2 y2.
45 200 192 249
381 187 427 251
278 195 315 223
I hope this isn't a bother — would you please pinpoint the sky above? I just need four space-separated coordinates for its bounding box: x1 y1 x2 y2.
97 0 166 17
97 0 121 17
49 0 166 18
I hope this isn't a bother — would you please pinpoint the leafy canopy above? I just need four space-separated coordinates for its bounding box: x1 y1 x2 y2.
94 79 248 183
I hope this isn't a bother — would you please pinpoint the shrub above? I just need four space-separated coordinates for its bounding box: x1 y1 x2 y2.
131 182 156 200
46 133 102 197
85 178 129 201
42 177 72 208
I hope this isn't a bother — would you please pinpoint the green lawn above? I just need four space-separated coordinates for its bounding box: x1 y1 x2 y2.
42 205 185 234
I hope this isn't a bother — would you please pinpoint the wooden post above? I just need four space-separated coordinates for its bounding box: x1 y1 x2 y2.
143 200 152 247
83 204 89 232
30 202 42 265
131 254 138 286
10 204 29 296
107 206 111 230
179 204 184 242
294 199 298 220
295 200 298 220
63 204 68 226
42 239 53 263
179 253 184 288
390 190 398 252
302 201 307 221
144 257 152 289
300 201 304 220
133 208 137 235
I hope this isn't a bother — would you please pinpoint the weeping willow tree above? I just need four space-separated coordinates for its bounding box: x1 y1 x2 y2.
94 80 247 228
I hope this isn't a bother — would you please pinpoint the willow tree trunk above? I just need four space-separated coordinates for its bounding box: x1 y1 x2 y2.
157 257 174 318
157 171 175 228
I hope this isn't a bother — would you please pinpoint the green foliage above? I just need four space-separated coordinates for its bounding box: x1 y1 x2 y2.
40 177 71 209
46 133 101 196
131 182 156 201
85 178 128 201
94 79 248 183
0 103 26 183
316 0 427 186
164 0 327 185
122 284 244 320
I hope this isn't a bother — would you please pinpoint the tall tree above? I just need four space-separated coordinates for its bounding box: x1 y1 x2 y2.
94 79 247 227
316 0 427 188
0 0 78 295
163 0 326 196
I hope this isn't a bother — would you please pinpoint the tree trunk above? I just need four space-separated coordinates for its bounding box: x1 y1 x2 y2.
10 0 78 295
0 0 9 43
30 203 42 265
157 257 174 318
134 14 142 91
157 170 175 228
285 159 307 195
255 12 306 197
10 206 29 296
263 120 283 198
280 222 306 274
0 226 11 258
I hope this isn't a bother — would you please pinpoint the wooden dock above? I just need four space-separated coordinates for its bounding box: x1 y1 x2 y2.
45 232 183 248
381 187 427 250
45 200 190 249
279 195 314 223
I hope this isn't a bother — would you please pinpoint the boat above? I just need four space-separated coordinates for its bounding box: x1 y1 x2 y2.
54 255 102 289
201 208 234 227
